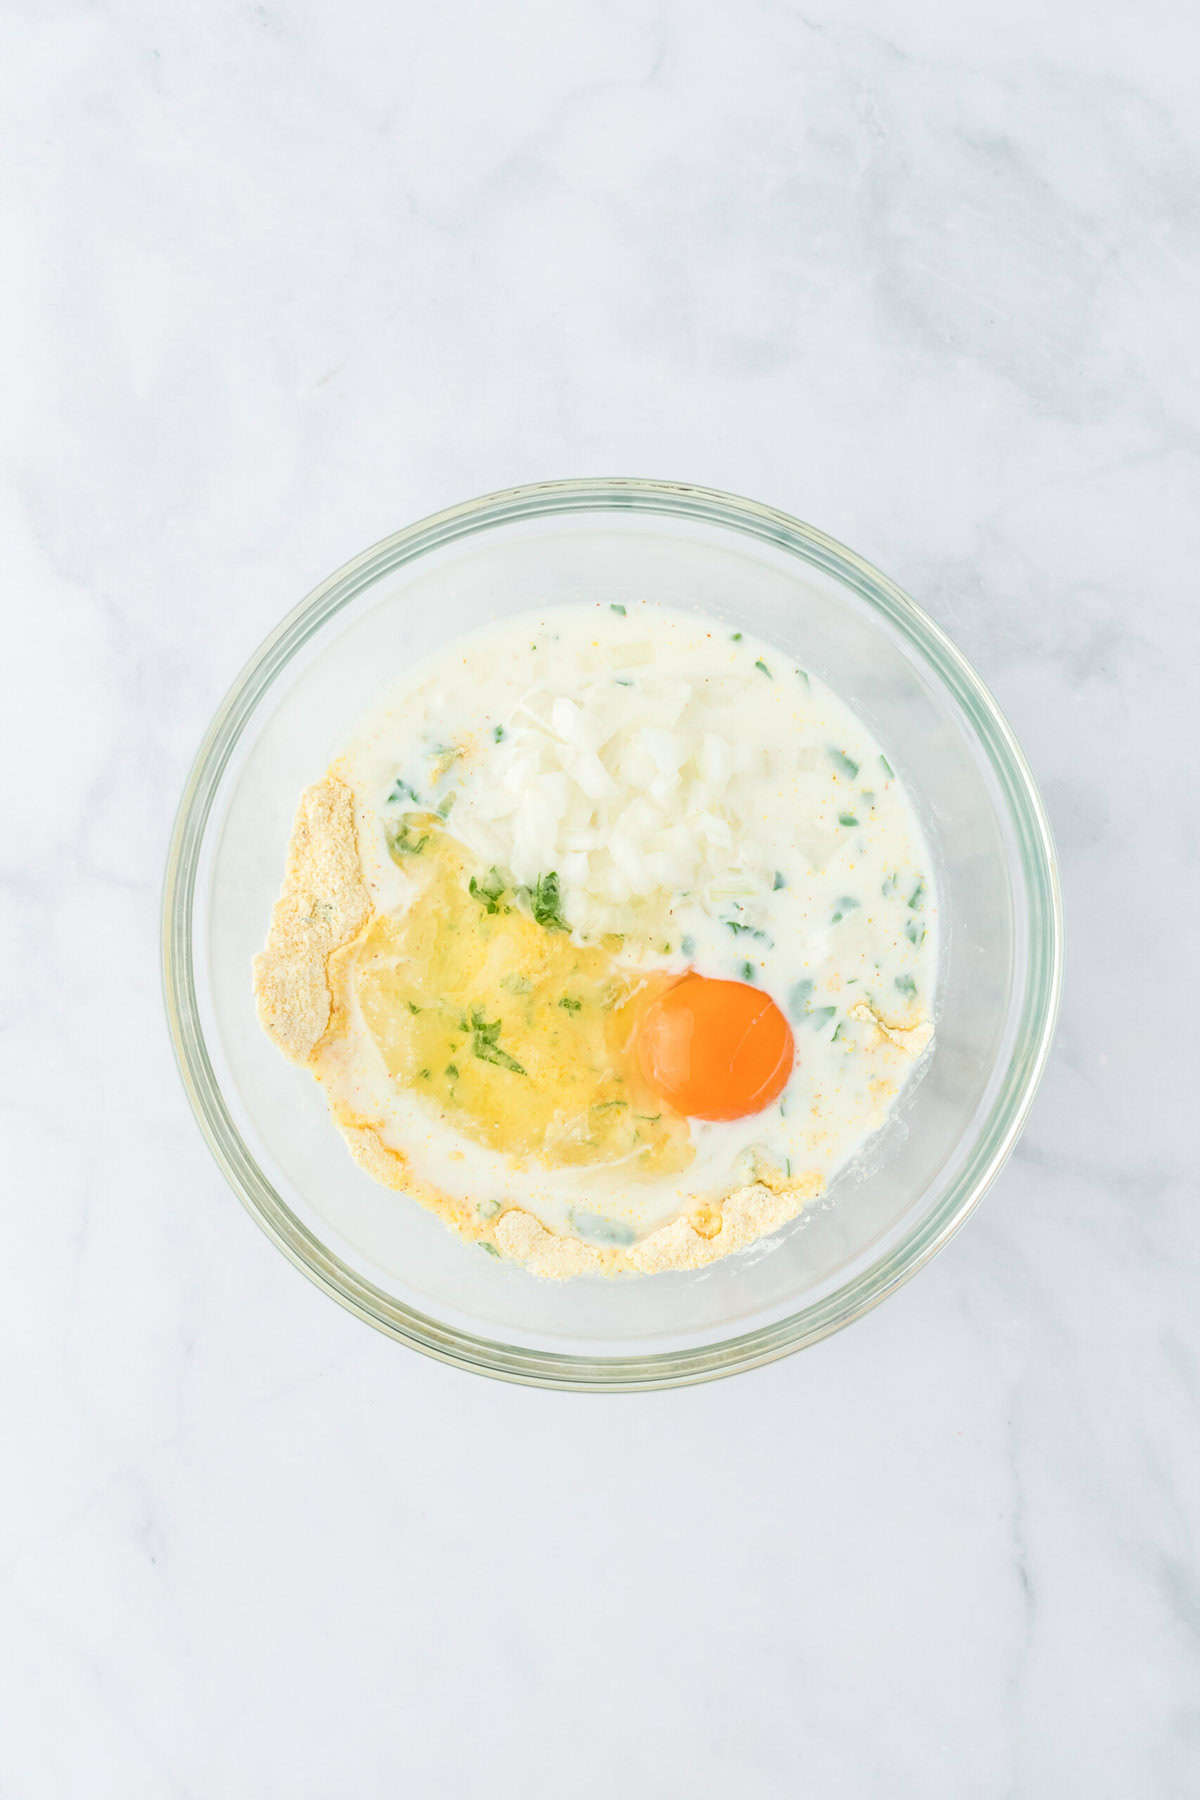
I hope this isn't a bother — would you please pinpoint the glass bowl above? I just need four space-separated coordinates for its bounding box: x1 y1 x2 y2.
162 478 1062 1389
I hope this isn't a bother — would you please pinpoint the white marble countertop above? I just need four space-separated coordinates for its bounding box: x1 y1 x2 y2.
3 1 1197 1793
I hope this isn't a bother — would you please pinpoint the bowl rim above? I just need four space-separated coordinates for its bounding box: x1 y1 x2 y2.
162 476 1063 1391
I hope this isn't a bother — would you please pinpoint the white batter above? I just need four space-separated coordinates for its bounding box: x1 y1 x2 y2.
305 601 937 1254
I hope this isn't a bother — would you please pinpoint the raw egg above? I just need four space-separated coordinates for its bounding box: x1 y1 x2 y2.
635 972 795 1121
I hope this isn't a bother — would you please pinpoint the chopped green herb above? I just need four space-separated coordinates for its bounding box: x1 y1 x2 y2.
725 918 772 943
905 918 926 947
406 1000 422 1014
882 872 898 897
493 724 505 742
681 934 696 958
613 677 633 686
388 777 420 805
731 631 743 641
528 870 568 932
468 867 508 914
880 754 894 778
894 974 917 998
437 792 456 818
808 1005 837 1028
755 659 772 677
558 996 582 1012
828 748 860 780
445 1063 459 1079
796 669 810 687
469 1010 526 1075
610 602 626 615
419 1068 431 1079
838 812 859 828
429 743 464 780
773 870 786 890
634 1113 661 1123
787 979 814 1017
908 879 925 911
832 1020 847 1043
385 817 429 860
834 896 860 919
572 1211 636 1246
592 1099 627 1111
741 961 756 982
479 1241 499 1256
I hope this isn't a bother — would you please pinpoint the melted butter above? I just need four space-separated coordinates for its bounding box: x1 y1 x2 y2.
356 820 693 1176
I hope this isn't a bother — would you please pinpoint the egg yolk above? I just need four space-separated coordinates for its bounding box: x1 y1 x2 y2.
635 973 795 1121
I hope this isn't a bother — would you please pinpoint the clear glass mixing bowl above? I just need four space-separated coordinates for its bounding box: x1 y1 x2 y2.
162 479 1062 1389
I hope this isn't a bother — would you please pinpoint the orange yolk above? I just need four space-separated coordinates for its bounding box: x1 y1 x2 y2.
635 972 795 1122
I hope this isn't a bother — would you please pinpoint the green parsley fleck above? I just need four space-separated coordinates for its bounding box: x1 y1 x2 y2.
787 979 814 1017
909 880 925 911
773 870 786 890
528 871 568 932
741 961 756 982
493 724 505 742
828 748 860 780
469 1010 526 1075
755 659 772 677
468 867 508 914
558 996 582 1012
880 754 894 778
479 1241 500 1256
407 1000 422 1014
731 631 743 642
445 1063 459 1079
725 918 772 943
610 602 626 615
838 812 859 828
385 817 429 861
571 1210 636 1246
895 974 917 998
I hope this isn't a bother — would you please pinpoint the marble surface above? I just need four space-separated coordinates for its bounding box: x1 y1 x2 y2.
2 0 1197 1792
